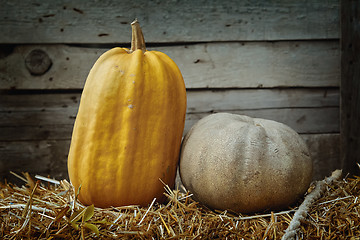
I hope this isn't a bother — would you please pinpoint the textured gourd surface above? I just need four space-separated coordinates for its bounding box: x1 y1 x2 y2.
68 48 186 208
180 113 313 214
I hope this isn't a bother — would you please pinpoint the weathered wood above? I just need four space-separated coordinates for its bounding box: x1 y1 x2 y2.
169 41 340 89
0 0 339 44
0 134 340 183
302 134 340 180
0 140 70 183
0 89 339 141
0 92 81 111
0 45 102 90
0 88 339 112
340 0 360 176
0 41 340 90
0 107 339 141
0 125 73 141
187 88 339 113
184 108 339 135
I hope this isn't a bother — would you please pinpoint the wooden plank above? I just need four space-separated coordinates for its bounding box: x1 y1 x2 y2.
187 88 339 113
0 134 340 183
168 41 340 89
340 0 360 176
0 140 70 183
0 88 339 141
0 88 339 112
0 125 73 141
0 107 339 141
0 41 340 90
0 0 339 44
0 45 102 90
184 108 339 135
0 92 81 111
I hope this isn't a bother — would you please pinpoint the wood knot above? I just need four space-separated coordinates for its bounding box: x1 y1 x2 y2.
25 49 52 75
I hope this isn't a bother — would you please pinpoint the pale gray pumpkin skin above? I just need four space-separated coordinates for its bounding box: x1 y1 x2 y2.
179 113 313 214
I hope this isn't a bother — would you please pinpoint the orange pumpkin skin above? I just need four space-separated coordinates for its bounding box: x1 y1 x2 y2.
67 21 186 208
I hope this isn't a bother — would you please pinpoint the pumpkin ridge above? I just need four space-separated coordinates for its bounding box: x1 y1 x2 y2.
92 52 137 206
129 51 184 202
122 51 158 204
113 50 145 205
69 50 143 206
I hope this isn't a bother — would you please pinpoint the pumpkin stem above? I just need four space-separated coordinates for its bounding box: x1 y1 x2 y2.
130 19 147 53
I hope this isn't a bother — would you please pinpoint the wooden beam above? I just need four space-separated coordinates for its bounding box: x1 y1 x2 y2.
340 0 360 176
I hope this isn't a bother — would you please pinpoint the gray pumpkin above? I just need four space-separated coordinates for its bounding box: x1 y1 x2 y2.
179 113 313 213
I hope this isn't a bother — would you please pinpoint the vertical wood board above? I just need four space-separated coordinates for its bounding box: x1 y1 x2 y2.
340 0 360 176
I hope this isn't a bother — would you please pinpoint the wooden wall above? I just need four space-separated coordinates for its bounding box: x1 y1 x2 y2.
0 0 340 182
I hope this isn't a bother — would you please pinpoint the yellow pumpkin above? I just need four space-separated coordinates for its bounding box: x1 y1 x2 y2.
67 20 187 208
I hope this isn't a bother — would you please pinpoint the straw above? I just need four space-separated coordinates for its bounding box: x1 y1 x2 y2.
1 169 359 239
